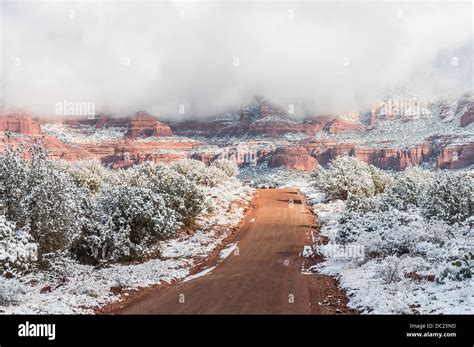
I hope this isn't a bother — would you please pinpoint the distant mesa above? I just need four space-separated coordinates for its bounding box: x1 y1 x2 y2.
125 111 173 138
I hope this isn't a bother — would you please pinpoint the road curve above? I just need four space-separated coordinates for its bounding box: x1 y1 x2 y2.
114 189 354 314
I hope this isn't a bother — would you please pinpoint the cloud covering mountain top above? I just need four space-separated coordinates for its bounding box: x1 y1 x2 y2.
1 1 472 118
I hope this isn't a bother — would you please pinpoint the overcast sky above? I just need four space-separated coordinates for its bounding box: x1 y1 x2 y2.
1 1 472 119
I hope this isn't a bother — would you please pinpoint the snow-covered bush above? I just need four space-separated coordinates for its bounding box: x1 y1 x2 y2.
73 184 180 263
0 145 29 223
172 159 230 187
71 161 206 263
0 145 83 258
0 216 37 275
421 171 474 224
171 159 206 178
201 166 230 187
381 166 434 211
333 207 474 302
127 162 205 227
27 169 83 257
341 166 435 216
210 159 239 177
338 208 448 257
328 168 474 286
345 193 380 213
376 255 402 284
345 166 473 224
53 159 113 193
312 156 392 200
369 165 394 195
0 282 21 306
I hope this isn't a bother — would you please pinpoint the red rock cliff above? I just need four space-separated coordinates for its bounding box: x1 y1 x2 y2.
268 146 319 172
281 140 433 171
437 142 474 169
460 104 474 127
0 112 41 136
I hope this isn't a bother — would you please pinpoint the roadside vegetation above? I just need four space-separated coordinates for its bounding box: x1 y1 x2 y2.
0 144 240 274
311 156 473 313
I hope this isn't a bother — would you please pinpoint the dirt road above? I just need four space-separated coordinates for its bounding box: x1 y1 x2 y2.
114 189 355 314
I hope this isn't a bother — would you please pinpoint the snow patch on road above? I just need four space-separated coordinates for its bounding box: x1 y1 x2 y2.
219 243 238 260
183 266 216 282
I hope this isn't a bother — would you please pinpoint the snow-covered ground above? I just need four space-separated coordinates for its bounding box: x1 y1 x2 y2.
135 136 200 143
322 92 474 149
310 199 473 314
331 116 474 149
254 115 297 124
41 124 126 143
0 180 253 314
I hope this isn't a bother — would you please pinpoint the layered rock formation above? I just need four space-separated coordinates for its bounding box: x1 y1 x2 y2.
247 119 313 137
325 113 363 134
125 112 172 138
437 142 474 169
268 146 318 171
107 145 187 168
312 140 431 170
0 112 41 136
267 140 433 171
0 129 201 169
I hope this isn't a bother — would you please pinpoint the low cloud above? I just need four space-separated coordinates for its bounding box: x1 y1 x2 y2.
1 1 472 119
